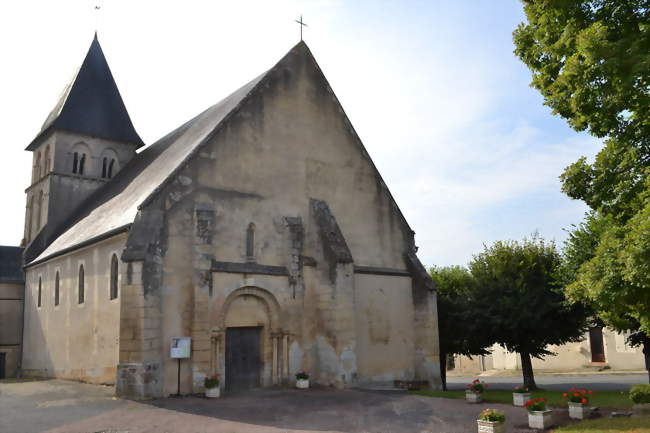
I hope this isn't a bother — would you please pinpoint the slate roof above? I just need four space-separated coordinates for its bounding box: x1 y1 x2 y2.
0 246 24 283
29 55 272 264
26 34 144 150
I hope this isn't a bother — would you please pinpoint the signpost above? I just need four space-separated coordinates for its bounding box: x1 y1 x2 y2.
171 337 191 396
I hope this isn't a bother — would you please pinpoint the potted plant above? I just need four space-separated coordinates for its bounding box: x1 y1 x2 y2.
512 385 531 407
563 387 592 419
466 379 487 403
524 398 553 429
296 371 310 389
204 373 220 398
477 408 505 433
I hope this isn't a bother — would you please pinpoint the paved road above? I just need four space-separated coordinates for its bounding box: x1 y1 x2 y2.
0 379 128 433
1 379 573 433
448 374 648 391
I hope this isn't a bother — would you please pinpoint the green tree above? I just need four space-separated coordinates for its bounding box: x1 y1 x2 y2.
560 210 650 381
469 235 589 389
513 0 650 357
430 265 492 391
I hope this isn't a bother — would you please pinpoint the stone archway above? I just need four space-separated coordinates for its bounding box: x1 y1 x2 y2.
212 286 288 389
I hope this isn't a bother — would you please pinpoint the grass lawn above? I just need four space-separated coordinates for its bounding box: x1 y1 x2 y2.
551 416 650 432
410 389 633 409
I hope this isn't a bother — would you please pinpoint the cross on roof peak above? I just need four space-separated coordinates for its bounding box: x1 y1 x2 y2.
295 15 307 41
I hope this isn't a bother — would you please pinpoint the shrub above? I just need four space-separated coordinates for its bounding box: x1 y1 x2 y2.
514 385 530 393
629 384 650 404
562 387 593 404
467 379 487 393
478 408 505 422
296 370 309 380
524 398 548 412
204 373 219 389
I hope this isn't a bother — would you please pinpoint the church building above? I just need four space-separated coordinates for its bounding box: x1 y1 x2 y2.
19 34 441 398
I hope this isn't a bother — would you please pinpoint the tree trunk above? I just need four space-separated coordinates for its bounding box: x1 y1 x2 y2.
520 351 537 390
439 350 448 391
643 337 650 384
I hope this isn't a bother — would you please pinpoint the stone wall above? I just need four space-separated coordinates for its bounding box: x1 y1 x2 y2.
22 234 126 384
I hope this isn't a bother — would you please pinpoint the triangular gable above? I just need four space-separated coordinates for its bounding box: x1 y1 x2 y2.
28 41 420 270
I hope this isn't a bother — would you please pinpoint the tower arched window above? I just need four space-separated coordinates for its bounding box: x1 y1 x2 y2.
102 158 107 178
35 152 41 181
44 145 51 174
36 190 43 230
110 254 119 300
73 152 79 174
79 153 86 175
37 277 42 308
27 196 33 242
54 271 60 306
78 264 85 304
108 159 115 178
246 222 255 261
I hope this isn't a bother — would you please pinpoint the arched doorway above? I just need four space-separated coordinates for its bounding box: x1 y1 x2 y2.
214 287 286 392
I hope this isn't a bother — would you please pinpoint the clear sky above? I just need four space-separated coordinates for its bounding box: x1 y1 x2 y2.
0 0 600 267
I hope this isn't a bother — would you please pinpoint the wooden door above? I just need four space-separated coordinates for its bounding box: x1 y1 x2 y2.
589 327 606 362
225 327 261 392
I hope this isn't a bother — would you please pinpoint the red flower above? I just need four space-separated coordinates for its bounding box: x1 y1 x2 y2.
581 398 588 404
562 393 568 397
573 393 580 397
588 390 593 394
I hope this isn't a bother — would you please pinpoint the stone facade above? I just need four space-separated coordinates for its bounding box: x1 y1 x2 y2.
20 39 441 397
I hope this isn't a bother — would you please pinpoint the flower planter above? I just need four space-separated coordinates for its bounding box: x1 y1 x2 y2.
477 419 505 433
205 387 220 398
513 392 531 407
466 391 482 403
568 402 589 419
528 410 553 429
296 379 310 389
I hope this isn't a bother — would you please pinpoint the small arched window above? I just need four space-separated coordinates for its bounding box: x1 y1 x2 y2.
27 196 34 242
246 222 255 261
102 158 107 178
36 190 43 230
54 271 60 306
72 152 79 174
79 153 86 175
44 145 51 174
35 152 42 181
78 264 85 304
108 159 115 179
37 277 42 308
110 254 119 300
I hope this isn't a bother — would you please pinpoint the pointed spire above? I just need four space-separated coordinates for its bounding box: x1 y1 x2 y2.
26 34 144 150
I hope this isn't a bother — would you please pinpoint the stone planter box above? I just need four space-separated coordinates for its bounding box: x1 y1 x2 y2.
513 392 530 407
528 410 553 429
205 387 220 398
568 402 589 419
466 391 482 403
477 419 505 433
296 379 310 389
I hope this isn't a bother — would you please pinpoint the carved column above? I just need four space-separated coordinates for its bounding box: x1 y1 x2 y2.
272 334 279 385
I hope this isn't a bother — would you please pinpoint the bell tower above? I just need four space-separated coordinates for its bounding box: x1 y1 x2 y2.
23 34 143 262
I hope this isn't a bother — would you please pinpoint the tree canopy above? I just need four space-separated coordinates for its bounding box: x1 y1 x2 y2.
513 0 650 337
431 265 491 390
469 235 589 389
